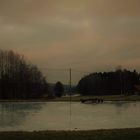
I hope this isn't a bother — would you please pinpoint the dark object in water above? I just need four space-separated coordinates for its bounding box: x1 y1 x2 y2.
80 98 104 104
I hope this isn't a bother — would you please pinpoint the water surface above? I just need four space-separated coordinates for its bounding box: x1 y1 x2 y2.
0 101 140 131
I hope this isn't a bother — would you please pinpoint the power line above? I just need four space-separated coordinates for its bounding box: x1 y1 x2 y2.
39 67 69 71
72 69 91 74
39 67 92 74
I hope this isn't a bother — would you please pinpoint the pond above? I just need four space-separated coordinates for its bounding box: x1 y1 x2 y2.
0 101 140 131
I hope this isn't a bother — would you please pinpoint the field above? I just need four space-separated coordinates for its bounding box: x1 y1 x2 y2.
0 128 140 140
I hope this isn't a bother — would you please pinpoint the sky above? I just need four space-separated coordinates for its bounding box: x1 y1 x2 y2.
0 0 140 84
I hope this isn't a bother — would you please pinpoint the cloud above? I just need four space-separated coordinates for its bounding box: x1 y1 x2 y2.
0 0 140 23
0 0 140 83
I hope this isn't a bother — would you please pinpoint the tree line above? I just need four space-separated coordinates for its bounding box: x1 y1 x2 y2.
1 49 140 99
77 69 140 96
0 50 49 99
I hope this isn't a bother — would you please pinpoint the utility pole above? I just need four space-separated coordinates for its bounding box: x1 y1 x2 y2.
69 68 72 130
70 68 72 93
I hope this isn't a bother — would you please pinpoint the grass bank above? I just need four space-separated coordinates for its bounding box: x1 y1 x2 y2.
52 95 140 102
0 95 140 102
0 128 140 140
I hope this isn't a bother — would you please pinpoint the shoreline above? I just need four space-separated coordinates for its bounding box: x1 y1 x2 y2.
0 127 140 132
0 100 140 103
0 95 140 102
0 128 140 140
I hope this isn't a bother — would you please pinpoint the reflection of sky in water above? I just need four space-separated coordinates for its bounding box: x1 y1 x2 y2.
0 103 44 128
0 102 140 131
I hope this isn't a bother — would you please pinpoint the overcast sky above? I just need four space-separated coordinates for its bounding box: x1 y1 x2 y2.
0 0 140 84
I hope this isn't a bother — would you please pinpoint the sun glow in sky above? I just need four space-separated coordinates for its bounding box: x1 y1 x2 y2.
0 0 140 84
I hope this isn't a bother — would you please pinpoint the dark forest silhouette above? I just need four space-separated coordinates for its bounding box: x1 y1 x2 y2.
0 49 140 99
54 81 64 97
0 50 49 99
77 69 140 96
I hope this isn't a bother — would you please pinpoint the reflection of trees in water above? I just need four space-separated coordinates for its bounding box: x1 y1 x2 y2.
114 102 129 107
0 102 45 127
113 102 131 115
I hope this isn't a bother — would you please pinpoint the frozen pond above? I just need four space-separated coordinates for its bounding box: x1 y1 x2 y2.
0 101 140 131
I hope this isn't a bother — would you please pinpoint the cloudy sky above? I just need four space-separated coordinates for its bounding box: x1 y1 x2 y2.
0 0 140 83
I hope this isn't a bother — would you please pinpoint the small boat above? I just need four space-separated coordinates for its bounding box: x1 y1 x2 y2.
80 98 103 104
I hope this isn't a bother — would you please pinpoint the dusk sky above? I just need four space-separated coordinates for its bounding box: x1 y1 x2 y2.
0 0 140 84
